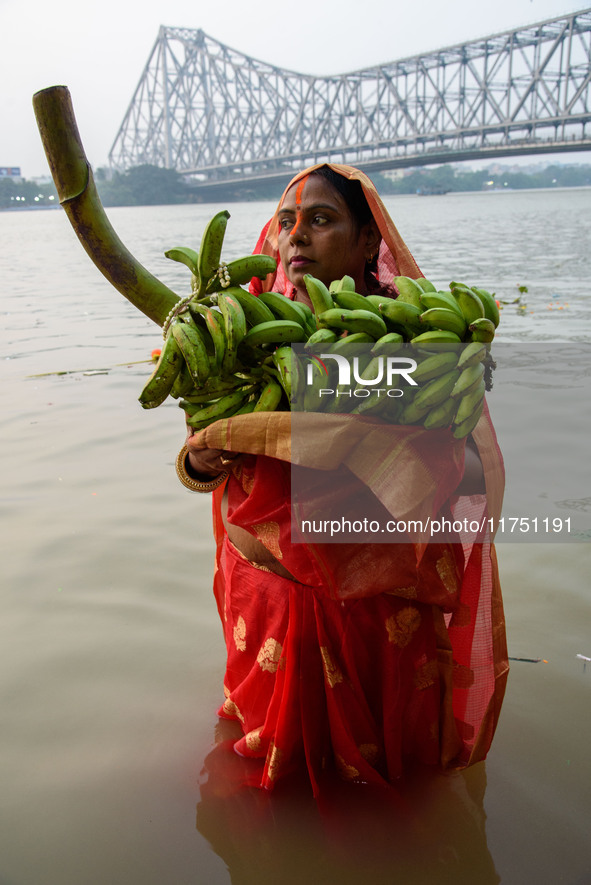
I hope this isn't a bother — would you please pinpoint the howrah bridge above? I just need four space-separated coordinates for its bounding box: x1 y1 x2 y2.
108 8 591 194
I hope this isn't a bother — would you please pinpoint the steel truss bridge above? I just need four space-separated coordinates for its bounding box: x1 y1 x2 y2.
109 8 591 192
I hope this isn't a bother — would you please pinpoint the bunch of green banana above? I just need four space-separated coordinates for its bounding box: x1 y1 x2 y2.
140 210 320 430
140 215 499 440
366 275 501 346
299 273 499 437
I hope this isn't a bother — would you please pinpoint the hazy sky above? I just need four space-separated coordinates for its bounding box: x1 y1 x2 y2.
2 0 588 178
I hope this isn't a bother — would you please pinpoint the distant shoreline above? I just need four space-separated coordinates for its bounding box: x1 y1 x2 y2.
3 183 590 212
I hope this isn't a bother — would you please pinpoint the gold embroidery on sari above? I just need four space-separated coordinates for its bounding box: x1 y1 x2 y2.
252 521 283 560
245 728 263 752
320 646 344 687
359 743 379 765
230 541 273 573
336 754 360 780
241 469 255 495
266 742 284 781
452 661 475 688
222 696 245 723
386 606 421 648
256 638 283 673
414 659 439 690
250 561 273 573
386 585 418 599
223 684 231 698
233 615 246 652
436 549 458 593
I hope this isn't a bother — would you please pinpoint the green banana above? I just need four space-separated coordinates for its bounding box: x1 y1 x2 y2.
413 368 461 411
164 246 200 285
218 287 275 327
258 290 310 329
419 290 465 316
394 276 424 308
452 398 485 438
233 399 258 416
414 277 437 293
294 299 317 335
351 389 392 417
329 274 356 294
304 274 334 316
451 361 485 399
185 385 255 429
253 377 284 412
303 358 332 412
241 319 307 348
318 307 387 340
333 289 382 316
138 333 184 409
419 307 467 338
187 300 209 326
412 350 459 383
364 294 390 312
469 317 496 343
182 374 253 403
170 360 195 399
371 332 404 355
399 397 432 425
472 287 500 327
453 380 486 433
454 380 486 425
307 328 338 345
204 307 227 372
218 291 248 374
170 318 211 386
197 210 230 295
451 284 486 325
206 254 276 292
328 332 374 354
423 396 458 430
457 341 488 370
272 345 300 402
378 300 423 337
410 330 463 350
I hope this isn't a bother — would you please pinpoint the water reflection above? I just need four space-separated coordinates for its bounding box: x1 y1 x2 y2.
196 721 499 885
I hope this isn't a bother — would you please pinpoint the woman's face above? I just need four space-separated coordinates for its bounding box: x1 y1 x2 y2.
277 174 379 297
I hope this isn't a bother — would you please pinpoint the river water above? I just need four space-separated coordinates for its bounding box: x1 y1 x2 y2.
1 188 591 885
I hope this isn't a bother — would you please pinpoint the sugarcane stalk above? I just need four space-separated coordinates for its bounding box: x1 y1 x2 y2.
32 85 179 327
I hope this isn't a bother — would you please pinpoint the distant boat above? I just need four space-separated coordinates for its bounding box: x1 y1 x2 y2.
416 185 450 196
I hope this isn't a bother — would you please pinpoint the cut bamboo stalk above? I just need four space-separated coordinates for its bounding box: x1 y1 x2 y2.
32 85 179 327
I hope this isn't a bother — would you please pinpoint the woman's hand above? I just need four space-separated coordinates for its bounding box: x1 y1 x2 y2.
185 430 241 478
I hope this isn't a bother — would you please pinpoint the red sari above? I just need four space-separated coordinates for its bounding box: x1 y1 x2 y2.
190 164 508 795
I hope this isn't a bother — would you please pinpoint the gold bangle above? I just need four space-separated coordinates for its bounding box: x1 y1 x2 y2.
175 446 229 493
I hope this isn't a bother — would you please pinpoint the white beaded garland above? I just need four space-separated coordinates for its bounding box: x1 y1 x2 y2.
162 294 193 338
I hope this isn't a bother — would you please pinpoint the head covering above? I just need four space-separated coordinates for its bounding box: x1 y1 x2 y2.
250 163 422 297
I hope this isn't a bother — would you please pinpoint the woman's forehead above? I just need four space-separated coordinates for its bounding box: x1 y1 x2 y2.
280 174 345 212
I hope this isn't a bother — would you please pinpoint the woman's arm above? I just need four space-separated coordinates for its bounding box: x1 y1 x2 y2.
454 436 485 496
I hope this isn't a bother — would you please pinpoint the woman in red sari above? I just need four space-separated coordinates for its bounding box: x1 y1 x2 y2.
177 164 508 797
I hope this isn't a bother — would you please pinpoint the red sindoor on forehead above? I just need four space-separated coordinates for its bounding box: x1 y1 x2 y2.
289 173 310 237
